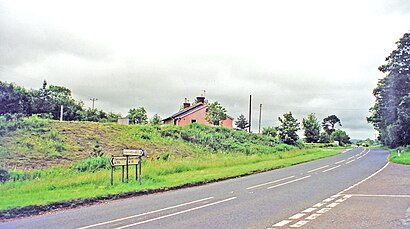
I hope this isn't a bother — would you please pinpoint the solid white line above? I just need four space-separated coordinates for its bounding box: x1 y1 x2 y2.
322 165 341 173
335 159 345 164
339 160 390 194
246 176 295 190
345 159 355 164
267 175 311 189
78 197 214 229
272 220 293 227
308 165 329 173
350 194 410 198
115 197 237 229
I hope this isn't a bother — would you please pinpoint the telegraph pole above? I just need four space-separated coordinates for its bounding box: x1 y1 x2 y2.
258 104 262 134
248 95 252 133
90 98 98 110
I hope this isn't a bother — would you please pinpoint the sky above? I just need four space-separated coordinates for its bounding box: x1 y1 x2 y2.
1 0 409 140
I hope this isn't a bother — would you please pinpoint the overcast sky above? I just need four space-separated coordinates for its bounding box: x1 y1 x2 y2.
1 0 409 139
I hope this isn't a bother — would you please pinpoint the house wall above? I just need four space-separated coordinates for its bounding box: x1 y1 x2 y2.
177 106 233 128
220 117 233 128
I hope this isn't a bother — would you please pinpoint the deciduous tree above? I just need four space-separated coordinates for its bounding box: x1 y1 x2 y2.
205 102 227 126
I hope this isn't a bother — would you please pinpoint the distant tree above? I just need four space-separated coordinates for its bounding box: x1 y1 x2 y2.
278 112 300 145
322 115 342 136
302 113 321 143
330 129 351 146
319 132 330 143
127 107 148 124
150 113 162 126
368 32 410 147
81 108 108 122
107 112 121 123
262 126 278 138
235 114 248 130
205 102 227 126
0 81 33 115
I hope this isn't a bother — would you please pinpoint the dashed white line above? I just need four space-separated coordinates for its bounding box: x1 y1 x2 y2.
345 159 356 164
347 156 355 160
272 220 292 227
307 165 329 173
327 202 340 208
78 197 214 229
246 176 295 190
313 202 326 208
290 220 309 228
322 165 341 173
302 208 317 213
115 197 237 229
317 208 331 214
350 194 410 198
267 175 311 189
334 159 345 164
306 213 321 220
289 213 306 220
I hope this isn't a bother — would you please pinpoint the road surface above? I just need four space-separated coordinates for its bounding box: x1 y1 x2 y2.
0 147 391 228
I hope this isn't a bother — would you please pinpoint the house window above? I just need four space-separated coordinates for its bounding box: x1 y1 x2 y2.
191 120 197 123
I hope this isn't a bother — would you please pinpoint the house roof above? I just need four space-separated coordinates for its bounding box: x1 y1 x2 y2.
162 103 205 121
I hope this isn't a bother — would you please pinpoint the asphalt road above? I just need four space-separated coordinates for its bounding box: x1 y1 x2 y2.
0 147 389 229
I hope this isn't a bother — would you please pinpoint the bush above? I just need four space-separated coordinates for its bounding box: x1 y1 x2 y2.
0 169 10 183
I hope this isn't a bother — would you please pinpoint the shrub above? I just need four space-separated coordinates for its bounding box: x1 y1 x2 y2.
0 169 10 183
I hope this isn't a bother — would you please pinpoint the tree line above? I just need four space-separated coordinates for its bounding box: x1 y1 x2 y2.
235 112 350 145
0 80 162 125
368 31 410 148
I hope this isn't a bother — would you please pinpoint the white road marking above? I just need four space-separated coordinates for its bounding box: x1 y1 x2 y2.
307 165 329 173
313 202 326 208
322 197 336 202
345 159 355 164
327 202 339 208
78 197 214 229
267 175 311 189
357 156 363 159
347 156 355 160
316 208 331 214
302 208 317 213
350 194 410 198
335 198 347 203
322 165 341 173
305 214 321 220
272 220 293 227
334 159 345 164
289 213 305 220
290 220 309 228
115 197 237 229
246 176 295 190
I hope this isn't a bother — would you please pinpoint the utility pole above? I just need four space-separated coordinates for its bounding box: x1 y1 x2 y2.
248 95 252 133
60 105 63 122
90 98 98 110
258 104 262 134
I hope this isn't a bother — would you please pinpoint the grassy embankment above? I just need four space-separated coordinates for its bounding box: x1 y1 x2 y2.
389 148 410 165
0 116 342 211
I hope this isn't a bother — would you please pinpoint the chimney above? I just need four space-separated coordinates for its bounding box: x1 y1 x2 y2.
196 96 205 104
183 98 190 109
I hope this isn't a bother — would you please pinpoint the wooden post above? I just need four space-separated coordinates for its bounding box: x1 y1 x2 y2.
135 162 138 181
121 165 124 182
110 166 113 185
138 159 142 185
126 155 129 183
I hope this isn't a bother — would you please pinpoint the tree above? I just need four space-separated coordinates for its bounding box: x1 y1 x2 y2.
262 126 278 138
127 107 148 124
107 112 121 123
330 129 350 146
302 113 321 143
205 102 227 126
235 114 248 130
278 112 300 145
322 115 342 136
150 113 162 126
319 132 330 143
368 32 410 147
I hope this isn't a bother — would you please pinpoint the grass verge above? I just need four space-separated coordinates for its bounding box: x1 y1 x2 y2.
389 149 410 165
0 148 339 212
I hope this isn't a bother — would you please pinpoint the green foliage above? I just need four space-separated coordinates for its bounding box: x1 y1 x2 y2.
150 114 162 126
71 155 111 172
302 113 320 143
368 32 410 148
319 132 330 143
0 169 9 183
278 112 300 145
235 114 248 130
107 112 121 123
205 102 227 126
127 107 148 124
390 147 410 165
90 140 104 157
262 126 278 138
330 129 350 145
322 115 342 136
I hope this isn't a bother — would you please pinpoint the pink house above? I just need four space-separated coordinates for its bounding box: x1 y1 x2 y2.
163 96 233 128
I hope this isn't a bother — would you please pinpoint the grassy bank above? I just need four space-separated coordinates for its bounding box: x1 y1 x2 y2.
389 148 410 165
0 148 339 211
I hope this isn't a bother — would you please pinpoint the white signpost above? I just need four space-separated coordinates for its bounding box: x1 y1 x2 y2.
110 148 146 185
